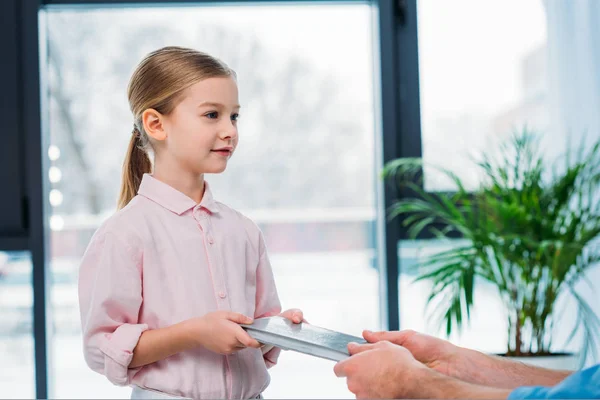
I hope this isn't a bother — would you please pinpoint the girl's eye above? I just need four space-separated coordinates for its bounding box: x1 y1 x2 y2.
205 112 218 119
231 113 239 122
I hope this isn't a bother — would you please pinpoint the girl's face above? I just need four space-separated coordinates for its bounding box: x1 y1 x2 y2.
150 76 240 175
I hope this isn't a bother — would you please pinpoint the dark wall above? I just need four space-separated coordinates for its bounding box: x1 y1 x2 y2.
0 0 27 239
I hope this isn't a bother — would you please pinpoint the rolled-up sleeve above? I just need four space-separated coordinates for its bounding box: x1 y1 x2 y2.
253 231 282 368
78 229 148 386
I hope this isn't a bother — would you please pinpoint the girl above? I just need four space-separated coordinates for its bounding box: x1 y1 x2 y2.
78 46 304 400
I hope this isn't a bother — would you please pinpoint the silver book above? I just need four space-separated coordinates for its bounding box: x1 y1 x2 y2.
240 316 366 362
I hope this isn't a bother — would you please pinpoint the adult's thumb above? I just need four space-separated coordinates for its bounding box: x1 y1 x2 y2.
364 329 413 345
363 330 388 343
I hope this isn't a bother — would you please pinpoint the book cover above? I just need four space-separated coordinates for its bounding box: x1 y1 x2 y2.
241 316 366 362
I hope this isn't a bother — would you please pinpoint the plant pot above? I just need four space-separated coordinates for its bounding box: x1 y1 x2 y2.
503 353 579 371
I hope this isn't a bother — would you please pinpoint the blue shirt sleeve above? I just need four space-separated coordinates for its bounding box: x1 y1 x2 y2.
508 364 600 399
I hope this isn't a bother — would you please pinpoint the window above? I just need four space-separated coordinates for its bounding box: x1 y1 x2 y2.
408 0 600 359
0 251 35 399
417 0 547 192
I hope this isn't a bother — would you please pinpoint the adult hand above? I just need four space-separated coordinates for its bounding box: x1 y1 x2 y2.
334 340 427 399
363 329 462 379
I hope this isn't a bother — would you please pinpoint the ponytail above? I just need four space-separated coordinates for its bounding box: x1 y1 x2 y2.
117 125 152 209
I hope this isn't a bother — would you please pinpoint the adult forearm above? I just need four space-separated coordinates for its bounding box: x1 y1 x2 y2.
417 370 511 399
455 348 572 389
129 321 196 368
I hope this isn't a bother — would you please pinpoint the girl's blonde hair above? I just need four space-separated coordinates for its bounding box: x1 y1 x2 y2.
117 46 235 209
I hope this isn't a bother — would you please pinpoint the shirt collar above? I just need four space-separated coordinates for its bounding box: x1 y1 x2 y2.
137 174 220 215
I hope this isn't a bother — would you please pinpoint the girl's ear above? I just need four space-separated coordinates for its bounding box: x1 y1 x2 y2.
142 109 167 141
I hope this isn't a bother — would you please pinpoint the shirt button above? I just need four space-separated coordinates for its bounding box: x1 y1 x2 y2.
207 235 214 244
218 291 227 299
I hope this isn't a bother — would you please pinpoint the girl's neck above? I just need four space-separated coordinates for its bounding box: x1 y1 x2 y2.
152 161 205 204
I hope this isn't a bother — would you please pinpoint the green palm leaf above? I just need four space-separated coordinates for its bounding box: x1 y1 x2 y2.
384 129 600 359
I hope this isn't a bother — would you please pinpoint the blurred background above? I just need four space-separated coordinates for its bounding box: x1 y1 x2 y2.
1 0 599 398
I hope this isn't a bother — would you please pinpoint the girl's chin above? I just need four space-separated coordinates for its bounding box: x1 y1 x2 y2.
199 163 228 174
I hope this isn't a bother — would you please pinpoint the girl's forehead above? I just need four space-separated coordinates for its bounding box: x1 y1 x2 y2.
186 76 239 100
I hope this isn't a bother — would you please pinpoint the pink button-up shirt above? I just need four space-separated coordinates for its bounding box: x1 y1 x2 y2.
78 174 282 399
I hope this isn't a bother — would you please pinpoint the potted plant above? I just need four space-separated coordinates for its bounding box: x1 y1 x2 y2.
383 131 600 368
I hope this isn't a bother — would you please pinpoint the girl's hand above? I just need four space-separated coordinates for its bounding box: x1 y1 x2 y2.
186 311 261 354
279 308 306 324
